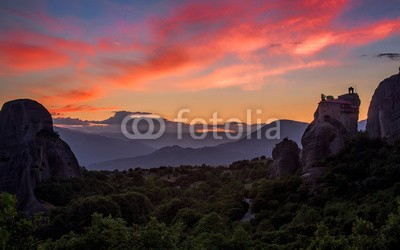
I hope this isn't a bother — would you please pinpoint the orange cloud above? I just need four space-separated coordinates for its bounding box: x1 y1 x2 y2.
2 0 400 116
27 84 105 110
178 60 329 91
99 45 220 91
294 33 336 55
49 104 116 115
0 29 94 73
55 87 105 102
0 42 70 71
99 0 390 92
293 19 400 56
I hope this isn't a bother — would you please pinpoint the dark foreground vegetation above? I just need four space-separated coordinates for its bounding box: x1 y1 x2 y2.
2 134 400 249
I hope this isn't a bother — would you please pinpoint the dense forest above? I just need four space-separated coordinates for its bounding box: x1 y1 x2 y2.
2 133 400 249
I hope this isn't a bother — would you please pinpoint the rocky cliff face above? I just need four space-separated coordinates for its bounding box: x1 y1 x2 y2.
0 99 81 214
366 72 400 143
270 138 300 178
301 93 360 182
301 114 350 181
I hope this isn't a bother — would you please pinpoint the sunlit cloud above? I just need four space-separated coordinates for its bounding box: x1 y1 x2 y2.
0 30 93 74
0 0 399 117
0 42 70 71
49 104 117 116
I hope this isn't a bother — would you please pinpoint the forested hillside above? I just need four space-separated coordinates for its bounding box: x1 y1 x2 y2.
2 134 400 249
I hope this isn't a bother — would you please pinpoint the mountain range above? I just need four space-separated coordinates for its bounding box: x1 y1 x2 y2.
87 120 309 170
54 127 155 166
55 114 369 170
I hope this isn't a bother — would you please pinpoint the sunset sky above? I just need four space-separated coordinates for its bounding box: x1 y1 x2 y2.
0 0 399 123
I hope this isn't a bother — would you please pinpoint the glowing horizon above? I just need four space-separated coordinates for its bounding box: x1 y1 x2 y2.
0 0 399 123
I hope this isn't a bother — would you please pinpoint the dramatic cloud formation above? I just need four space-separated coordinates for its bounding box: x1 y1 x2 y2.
0 0 399 120
49 104 117 116
53 117 90 126
377 53 400 60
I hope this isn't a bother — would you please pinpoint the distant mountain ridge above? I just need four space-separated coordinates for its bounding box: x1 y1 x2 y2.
54 127 155 166
56 113 368 170
54 111 259 149
216 120 308 157
88 120 309 170
88 145 247 170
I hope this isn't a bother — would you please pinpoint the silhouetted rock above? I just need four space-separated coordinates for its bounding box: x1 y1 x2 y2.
301 115 350 181
366 71 400 143
301 88 360 182
0 99 81 215
270 138 300 178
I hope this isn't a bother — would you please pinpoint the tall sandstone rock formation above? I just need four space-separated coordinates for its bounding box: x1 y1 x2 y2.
301 88 360 181
366 71 400 143
270 138 300 178
0 99 81 214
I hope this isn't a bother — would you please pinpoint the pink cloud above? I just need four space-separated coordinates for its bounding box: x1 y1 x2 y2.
49 104 117 116
177 60 330 91
24 78 107 114
0 42 70 71
0 29 94 73
56 87 104 101
97 0 400 92
293 19 400 55
2 0 400 115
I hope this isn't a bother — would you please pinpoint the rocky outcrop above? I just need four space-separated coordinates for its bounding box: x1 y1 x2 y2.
301 89 360 182
366 72 400 143
301 114 350 181
270 138 300 178
0 99 81 215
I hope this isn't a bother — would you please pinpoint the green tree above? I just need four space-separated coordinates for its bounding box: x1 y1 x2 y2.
110 192 152 225
132 217 183 249
67 196 121 232
350 217 384 249
308 223 347 250
192 213 230 249
40 213 130 250
0 193 38 250
380 198 400 248
156 198 188 225
229 224 252 249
